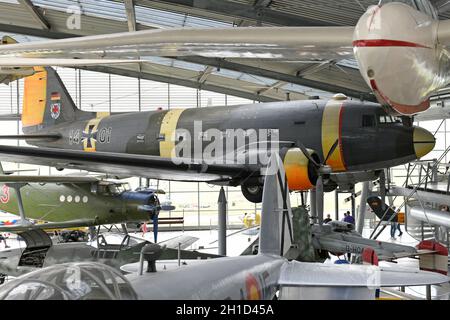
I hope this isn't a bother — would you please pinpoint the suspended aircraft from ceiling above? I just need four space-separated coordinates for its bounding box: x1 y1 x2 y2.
0 0 449 115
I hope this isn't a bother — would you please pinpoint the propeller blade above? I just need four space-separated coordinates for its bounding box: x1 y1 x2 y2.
160 205 176 211
297 141 320 167
323 139 339 165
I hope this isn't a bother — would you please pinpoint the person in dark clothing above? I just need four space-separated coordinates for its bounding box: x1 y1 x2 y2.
396 222 403 236
323 214 332 224
343 211 355 224
0 234 9 248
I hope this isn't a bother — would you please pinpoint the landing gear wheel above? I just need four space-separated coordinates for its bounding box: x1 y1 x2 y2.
241 184 263 203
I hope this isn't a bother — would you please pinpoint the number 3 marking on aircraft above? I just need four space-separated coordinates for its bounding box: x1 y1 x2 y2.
0 186 10 204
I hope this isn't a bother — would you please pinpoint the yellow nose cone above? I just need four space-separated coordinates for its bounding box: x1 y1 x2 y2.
413 127 435 159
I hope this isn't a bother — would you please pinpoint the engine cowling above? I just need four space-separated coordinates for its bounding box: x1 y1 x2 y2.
283 148 319 191
353 2 450 115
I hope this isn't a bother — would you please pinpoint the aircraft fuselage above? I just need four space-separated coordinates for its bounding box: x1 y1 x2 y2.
26 97 433 178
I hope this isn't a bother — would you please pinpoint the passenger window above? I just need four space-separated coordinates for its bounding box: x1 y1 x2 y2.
362 115 375 127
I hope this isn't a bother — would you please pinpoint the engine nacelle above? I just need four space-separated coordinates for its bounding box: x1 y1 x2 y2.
283 148 319 191
353 2 450 115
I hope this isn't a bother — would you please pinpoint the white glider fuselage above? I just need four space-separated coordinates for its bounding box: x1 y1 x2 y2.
354 1 450 115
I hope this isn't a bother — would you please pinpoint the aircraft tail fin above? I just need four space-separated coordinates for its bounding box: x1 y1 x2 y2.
417 240 448 275
362 247 379 266
22 67 89 134
258 154 294 256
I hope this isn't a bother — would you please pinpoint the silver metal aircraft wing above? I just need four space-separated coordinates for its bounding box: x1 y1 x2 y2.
0 145 255 183
0 219 97 233
0 27 355 62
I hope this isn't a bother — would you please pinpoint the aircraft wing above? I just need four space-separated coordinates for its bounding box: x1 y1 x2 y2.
0 219 97 233
0 58 141 67
0 145 255 183
0 175 100 184
0 27 355 62
279 261 449 288
159 234 199 250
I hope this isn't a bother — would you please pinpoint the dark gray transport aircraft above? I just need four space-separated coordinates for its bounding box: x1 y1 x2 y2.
0 67 435 203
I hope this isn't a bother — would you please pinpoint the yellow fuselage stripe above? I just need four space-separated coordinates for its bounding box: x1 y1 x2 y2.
159 109 185 158
83 118 102 152
321 100 346 172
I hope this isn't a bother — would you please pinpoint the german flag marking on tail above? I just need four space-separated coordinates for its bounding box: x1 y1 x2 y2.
50 92 61 101
321 100 346 172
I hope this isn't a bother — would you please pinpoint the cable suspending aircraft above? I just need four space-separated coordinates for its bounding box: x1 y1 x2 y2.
0 0 449 115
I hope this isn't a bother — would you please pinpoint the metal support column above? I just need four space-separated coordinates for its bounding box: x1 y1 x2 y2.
351 192 356 218
218 187 227 256
316 177 324 225
9 183 27 224
335 190 339 221
379 170 386 205
310 189 317 222
426 285 432 300
356 181 370 234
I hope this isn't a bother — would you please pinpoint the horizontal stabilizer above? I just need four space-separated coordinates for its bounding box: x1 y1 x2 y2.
0 134 61 141
159 234 199 250
279 260 449 288
0 114 20 121
417 240 448 275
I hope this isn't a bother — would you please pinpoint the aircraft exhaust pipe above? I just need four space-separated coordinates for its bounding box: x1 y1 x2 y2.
409 206 450 228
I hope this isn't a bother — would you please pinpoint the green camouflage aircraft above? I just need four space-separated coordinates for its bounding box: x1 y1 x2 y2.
0 166 174 242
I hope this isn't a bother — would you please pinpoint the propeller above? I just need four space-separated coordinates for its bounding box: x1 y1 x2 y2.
297 139 339 224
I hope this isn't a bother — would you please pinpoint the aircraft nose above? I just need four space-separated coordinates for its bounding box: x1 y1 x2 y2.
413 127 435 159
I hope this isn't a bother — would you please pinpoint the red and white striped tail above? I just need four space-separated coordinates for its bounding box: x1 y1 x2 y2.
417 240 448 275
362 247 379 266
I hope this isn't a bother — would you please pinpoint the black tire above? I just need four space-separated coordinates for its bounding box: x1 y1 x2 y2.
241 184 263 203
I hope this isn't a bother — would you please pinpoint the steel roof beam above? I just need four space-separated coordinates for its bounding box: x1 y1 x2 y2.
178 57 375 101
78 65 278 102
257 80 286 95
136 0 337 26
198 66 214 84
124 0 137 31
17 0 51 30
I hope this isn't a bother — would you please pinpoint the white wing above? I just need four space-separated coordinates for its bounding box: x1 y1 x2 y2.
0 27 355 62
279 261 448 288
0 58 141 67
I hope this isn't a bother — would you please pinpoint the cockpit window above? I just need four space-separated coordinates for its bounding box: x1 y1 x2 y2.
108 184 122 195
362 115 376 127
378 115 402 124
379 0 438 18
0 262 138 300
